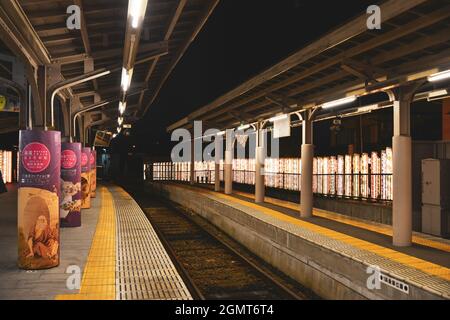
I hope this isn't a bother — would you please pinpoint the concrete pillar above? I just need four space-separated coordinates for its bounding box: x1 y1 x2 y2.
392 97 413 246
255 128 265 203
300 109 314 218
214 137 221 192
255 146 265 203
190 137 195 185
392 135 412 246
224 133 233 194
224 149 233 194
300 144 314 218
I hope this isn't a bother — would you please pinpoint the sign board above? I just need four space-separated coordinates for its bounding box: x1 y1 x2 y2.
273 117 291 138
0 94 19 112
93 131 112 147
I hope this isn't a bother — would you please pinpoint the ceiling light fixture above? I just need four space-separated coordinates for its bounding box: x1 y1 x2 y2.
269 114 288 122
428 69 450 82
119 101 127 115
237 124 250 131
129 0 147 29
321 96 357 109
121 68 132 92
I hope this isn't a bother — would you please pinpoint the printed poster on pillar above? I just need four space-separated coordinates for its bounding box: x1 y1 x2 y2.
60 142 82 227
18 130 61 270
81 147 91 209
90 149 96 198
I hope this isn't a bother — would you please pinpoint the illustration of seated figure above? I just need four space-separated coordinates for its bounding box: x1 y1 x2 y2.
81 177 90 204
27 214 58 260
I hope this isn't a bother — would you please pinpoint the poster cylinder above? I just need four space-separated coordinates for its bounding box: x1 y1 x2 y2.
60 142 82 227
18 130 61 270
81 147 91 209
90 149 97 198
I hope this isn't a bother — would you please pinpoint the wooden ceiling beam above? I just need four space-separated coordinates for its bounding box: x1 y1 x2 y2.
167 0 438 131
141 0 220 116
199 5 450 123
137 0 188 108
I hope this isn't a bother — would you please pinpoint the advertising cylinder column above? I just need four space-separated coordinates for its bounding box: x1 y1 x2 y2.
18 130 61 270
90 149 97 198
81 147 91 209
60 142 82 227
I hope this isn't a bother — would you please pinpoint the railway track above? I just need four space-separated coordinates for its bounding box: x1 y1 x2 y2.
128 186 318 300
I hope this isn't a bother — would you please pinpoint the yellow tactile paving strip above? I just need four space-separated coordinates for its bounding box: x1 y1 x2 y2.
111 187 192 300
55 187 116 300
232 191 450 254
170 184 450 283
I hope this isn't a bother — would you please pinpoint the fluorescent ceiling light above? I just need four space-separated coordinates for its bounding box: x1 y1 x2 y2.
121 68 132 92
119 101 127 115
118 117 123 126
321 96 357 109
117 127 122 133
112 133 117 138
237 124 250 131
428 70 450 82
129 0 147 29
428 89 448 98
269 114 288 122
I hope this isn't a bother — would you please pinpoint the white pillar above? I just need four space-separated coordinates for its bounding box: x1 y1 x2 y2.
300 144 313 218
214 137 221 192
255 146 265 203
224 149 233 194
300 109 314 218
392 135 412 246
190 137 195 185
392 97 413 246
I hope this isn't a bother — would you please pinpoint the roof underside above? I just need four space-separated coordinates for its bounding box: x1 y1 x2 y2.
168 0 450 131
7 0 218 130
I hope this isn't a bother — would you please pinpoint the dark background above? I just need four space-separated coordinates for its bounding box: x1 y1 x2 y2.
1 0 443 158
113 0 382 156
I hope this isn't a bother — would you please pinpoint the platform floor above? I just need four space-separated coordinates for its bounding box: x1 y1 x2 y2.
0 183 191 300
161 182 450 298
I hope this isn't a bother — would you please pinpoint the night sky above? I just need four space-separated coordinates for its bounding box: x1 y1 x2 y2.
116 0 380 156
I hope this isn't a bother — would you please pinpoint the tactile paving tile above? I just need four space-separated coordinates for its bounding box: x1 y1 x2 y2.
176 185 450 298
110 187 192 300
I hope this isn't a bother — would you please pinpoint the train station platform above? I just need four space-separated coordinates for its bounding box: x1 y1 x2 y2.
0 184 191 300
147 181 450 300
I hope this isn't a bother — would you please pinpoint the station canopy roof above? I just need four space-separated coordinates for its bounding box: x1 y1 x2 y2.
168 0 450 132
0 0 219 130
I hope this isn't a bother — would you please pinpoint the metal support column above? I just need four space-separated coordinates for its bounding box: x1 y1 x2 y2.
214 136 221 192
300 109 314 218
224 130 233 195
255 124 265 203
190 135 195 185
390 84 420 247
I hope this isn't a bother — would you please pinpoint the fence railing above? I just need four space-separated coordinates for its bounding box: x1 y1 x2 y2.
147 148 393 202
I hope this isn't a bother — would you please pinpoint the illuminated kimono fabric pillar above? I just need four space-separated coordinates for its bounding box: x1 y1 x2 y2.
60 142 82 227
18 130 61 270
90 149 97 198
81 147 91 209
